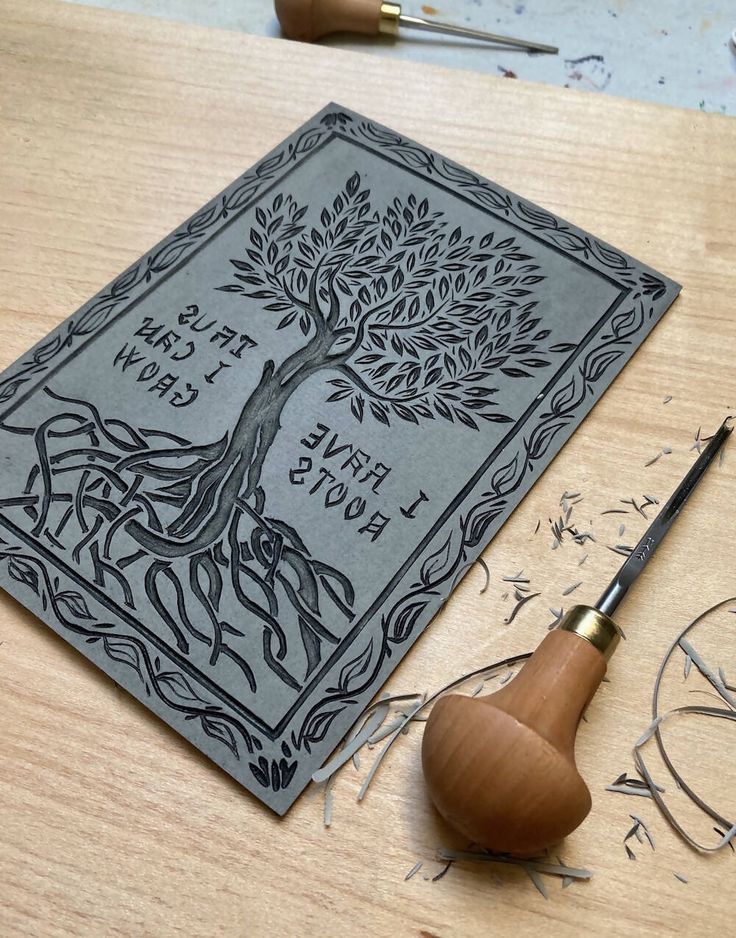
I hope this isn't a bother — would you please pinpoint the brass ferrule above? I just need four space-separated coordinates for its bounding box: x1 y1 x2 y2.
379 2 401 35
558 604 621 661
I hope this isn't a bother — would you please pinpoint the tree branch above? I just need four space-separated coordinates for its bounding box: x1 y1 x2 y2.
332 363 428 406
329 291 452 363
368 297 452 334
307 256 328 336
325 268 341 330
281 279 311 314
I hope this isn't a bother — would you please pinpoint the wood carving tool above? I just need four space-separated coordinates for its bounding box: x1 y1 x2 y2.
422 418 732 856
275 0 558 53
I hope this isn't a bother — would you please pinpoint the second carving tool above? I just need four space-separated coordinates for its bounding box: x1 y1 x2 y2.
422 418 732 856
275 1 558 53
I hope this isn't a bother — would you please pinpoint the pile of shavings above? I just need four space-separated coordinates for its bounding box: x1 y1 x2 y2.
606 596 736 859
311 419 734 895
312 649 596 897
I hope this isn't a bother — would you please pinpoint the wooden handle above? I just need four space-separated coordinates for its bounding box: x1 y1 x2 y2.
275 0 387 42
421 605 619 856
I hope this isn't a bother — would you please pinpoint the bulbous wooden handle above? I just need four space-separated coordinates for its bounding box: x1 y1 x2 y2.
275 0 384 42
421 605 618 856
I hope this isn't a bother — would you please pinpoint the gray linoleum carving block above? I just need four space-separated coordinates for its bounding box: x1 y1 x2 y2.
0 104 680 813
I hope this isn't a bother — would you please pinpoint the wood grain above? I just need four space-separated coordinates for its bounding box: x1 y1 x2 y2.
1 2 735 935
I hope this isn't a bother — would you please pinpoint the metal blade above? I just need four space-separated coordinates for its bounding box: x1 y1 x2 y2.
595 419 732 617
398 15 559 54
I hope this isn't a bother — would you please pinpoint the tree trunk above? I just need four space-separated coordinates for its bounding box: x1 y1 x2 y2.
124 336 330 559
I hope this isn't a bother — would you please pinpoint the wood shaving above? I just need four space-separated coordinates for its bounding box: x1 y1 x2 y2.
605 784 653 799
608 773 664 794
405 861 422 881
323 776 335 827
713 827 736 853
357 703 423 801
323 651 533 804
630 814 655 850
609 545 633 557
432 860 453 882
632 596 736 852
525 865 549 899
476 556 490 594
678 638 736 708
312 702 391 783
562 581 582 596
556 856 574 889
437 848 592 883
504 591 540 624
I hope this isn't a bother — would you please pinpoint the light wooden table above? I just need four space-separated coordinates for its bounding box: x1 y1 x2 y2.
1 2 735 935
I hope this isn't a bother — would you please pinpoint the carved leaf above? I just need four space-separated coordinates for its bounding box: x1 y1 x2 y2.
420 533 454 587
0 376 29 405
102 637 143 679
201 715 239 759
302 708 343 745
158 671 208 703
7 558 39 595
335 639 374 693
390 600 428 643
249 755 270 787
33 335 63 365
56 590 94 620
490 454 519 495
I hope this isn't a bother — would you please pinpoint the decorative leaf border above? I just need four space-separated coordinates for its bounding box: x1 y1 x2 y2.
0 532 258 762
0 104 679 811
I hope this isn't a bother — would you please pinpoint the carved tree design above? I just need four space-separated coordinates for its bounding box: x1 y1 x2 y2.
219 174 552 433
3 173 555 696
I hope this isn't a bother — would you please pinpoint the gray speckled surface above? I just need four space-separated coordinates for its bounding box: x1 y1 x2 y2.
63 0 736 115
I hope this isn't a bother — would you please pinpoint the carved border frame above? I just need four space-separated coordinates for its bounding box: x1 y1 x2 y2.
0 105 679 813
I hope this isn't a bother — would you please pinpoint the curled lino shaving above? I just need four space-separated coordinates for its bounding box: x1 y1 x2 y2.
312 702 390 783
314 652 533 804
436 848 592 883
633 595 736 852
476 557 490 594
504 591 540 624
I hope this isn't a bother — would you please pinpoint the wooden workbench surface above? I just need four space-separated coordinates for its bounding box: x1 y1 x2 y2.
1 2 734 935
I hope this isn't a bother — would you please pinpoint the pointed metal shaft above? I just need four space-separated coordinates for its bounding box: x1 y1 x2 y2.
595 419 732 618
395 13 558 54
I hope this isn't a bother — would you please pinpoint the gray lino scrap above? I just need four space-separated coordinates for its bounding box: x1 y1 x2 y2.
0 104 680 813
